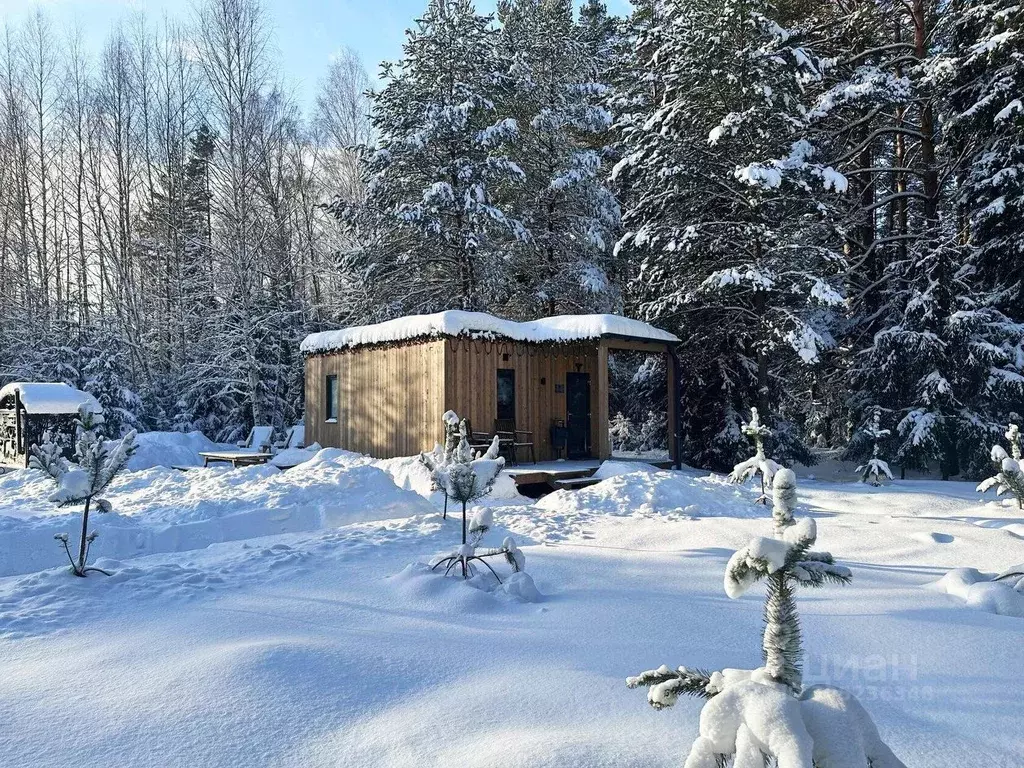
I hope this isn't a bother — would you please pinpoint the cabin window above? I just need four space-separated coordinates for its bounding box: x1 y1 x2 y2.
497 369 515 421
325 375 338 422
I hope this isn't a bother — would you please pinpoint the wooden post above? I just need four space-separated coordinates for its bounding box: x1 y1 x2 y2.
666 351 678 467
596 341 610 459
14 389 24 467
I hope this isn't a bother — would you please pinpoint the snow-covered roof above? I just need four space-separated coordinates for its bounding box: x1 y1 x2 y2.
301 311 680 354
0 382 101 415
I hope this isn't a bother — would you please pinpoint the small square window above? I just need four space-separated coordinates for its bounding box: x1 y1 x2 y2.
325 375 339 422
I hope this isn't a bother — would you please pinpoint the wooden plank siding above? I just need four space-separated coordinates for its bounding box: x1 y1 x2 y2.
304 335 677 464
443 338 601 462
304 340 446 458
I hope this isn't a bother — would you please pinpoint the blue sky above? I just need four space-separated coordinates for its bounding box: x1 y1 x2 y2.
0 0 632 110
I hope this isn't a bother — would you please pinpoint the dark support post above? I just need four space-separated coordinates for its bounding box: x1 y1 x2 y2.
667 346 684 470
14 389 23 465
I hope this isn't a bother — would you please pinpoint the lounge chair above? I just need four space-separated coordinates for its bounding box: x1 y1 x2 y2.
275 424 306 451
199 425 276 467
238 425 275 452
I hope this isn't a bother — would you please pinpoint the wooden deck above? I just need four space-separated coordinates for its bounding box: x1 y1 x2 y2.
505 458 674 492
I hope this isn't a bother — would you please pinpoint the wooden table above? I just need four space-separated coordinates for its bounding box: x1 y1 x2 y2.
198 451 273 468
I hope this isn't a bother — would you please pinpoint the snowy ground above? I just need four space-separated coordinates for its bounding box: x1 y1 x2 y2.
1 440 1022 766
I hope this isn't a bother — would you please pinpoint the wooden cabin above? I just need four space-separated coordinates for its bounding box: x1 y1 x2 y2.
302 311 681 464
0 382 101 469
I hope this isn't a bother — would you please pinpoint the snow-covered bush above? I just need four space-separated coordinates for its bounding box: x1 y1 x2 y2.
977 423 1024 509
728 407 781 504
627 476 906 767
855 407 894 486
30 405 137 577
425 411 523 581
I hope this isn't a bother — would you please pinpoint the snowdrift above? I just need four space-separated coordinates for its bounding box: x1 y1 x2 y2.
118 430 226 470
535 464 760 518
0 449 435 578
930 567 1024 618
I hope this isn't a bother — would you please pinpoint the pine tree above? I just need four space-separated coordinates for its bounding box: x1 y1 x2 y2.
978 423 1024 508
794 0 917 452
608 352 667 454
576 0 618 88
335 0 527 316
607 411 634 453
614 0 845 472
425 411 523 581
853 242 1024 479
729 407 782 504
30 406 137 577
940 1 1024 317
133 124 218 433
421 409 500 518
80 326 143 437
493 0 620 317
855 406 894 486
626 477 905 767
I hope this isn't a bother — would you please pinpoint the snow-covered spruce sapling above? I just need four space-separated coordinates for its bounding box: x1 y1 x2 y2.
425 412 520 581
977 424 1024 509
627 477 906 767
771 467 797 537
30 406 137 577
856 407 894 486
420 410 462 520
420 410 500 519
728 407 781 504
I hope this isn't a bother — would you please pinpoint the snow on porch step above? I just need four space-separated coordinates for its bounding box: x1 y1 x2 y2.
553 476 601 490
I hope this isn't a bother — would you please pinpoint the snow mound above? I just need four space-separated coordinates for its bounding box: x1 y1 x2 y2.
0 451 434 578
117 430 223 470
591 460 664 480
683 669 906 768
389 561 539 611
495 468 758 543
269 444 322 468
497 571 542 603
535 467 755 519
0 516 442 639
929 567 1024 618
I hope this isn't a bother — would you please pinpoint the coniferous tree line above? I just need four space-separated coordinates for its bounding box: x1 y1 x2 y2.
1 0 1021 479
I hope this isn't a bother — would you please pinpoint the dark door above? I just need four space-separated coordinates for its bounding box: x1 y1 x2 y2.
565 372 591 459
